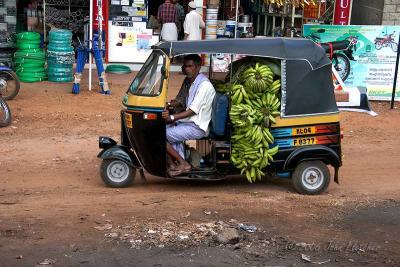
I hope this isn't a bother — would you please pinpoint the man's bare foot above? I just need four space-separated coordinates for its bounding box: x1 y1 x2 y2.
177 162 192 172
168 169 183 177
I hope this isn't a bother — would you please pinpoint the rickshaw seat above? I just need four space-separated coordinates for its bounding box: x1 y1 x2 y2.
320 40 350 53
209 93 229 137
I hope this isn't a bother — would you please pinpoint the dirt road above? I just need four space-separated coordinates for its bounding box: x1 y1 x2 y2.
1 72 400 266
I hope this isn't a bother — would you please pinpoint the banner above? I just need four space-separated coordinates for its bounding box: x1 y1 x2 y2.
333 0 352 25
303 24 400 101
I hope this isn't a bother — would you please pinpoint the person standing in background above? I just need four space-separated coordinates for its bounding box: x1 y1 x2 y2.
157 0 178 41
172 0 185 40
183 1 205 40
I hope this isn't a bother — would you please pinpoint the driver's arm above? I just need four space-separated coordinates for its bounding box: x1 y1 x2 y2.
162 109 195 122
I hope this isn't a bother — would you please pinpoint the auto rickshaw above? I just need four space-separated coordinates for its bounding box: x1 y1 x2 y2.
98 38 342 195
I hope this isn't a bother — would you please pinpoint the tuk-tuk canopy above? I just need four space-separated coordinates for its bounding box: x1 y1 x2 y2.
153 38 331 70
153 38 338 117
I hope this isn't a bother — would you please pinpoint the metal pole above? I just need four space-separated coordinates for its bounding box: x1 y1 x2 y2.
89 0 93 91
43 0 46 43
291 4 295 38
234 0 239 38
390 34 400 109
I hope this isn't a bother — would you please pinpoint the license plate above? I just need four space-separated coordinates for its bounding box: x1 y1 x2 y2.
292 126 316 136
125 113 133 128
293 137 317 146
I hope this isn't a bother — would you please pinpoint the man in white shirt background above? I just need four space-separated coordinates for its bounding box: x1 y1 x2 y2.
162 54 216 176
183 1 205 40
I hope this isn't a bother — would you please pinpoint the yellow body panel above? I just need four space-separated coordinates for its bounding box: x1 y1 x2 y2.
272 113 340 128
123 57 170 109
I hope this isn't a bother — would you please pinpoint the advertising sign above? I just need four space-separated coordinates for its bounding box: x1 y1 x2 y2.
303 24 400 101
333 0 353 25
108 21 159 63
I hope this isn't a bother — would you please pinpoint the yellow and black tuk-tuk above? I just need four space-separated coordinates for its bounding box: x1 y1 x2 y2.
98 38 342 195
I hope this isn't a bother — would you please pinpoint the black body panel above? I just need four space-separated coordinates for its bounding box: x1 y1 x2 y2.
123 110 166 177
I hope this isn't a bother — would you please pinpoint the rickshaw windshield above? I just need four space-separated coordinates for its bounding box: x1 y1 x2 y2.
129 52 165 96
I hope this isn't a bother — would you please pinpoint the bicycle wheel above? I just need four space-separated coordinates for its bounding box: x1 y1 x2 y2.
332 53 351 82
375 41 383 50
391 42 398 52
0 70 20 101
0 97 11 127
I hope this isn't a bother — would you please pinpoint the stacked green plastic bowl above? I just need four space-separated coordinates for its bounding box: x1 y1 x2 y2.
14 32 46 82
47 29 74 82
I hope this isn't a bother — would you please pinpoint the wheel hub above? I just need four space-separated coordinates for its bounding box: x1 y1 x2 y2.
305 172 318 184
107 161 129 183
302 167 324 190
0 79 7 91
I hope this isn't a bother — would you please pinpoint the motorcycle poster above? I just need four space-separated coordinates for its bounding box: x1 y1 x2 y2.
303 24 400 101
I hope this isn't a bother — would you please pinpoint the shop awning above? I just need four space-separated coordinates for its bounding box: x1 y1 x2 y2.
153 38 331 70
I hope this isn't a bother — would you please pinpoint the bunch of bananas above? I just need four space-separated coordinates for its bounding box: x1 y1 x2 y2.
212 79 230 94
240 63 274 93
229 103 257 128
250 92 281 127
231 128 279 183
230 84 248 104
227 60 282 183
263 0 316 8
269 79 281 94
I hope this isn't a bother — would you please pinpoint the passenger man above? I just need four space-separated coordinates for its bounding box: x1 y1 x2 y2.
157 0 178 41
162 54 216 176
172 0 185 40
183 1 205 40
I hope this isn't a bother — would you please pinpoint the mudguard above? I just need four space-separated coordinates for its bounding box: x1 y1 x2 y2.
97 145 140 168
283 145 341 170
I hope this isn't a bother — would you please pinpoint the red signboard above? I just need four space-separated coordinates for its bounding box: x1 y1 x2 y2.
333 0 353 25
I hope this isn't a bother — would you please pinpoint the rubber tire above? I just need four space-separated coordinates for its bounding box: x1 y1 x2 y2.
332 53 350 82
0 70 20 101
375 42 383 50
291 160 330 195
100 159 136 188
0 97 11 127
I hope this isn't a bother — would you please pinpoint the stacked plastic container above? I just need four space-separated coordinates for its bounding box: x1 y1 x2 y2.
47 29 74 82
205 8 218 65
14 32 46 82
205 8 218 40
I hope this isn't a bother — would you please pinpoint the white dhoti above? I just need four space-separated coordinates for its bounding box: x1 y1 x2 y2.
161 23 178 41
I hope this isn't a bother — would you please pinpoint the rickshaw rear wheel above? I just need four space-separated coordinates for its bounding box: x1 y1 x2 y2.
291 160 330 195
100 159 136 187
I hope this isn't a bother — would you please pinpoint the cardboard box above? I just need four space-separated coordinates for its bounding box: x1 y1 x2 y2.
334 90 349 102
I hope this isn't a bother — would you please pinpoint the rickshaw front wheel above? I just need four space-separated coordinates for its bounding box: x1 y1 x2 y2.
100 159 136 187
291 160 330 195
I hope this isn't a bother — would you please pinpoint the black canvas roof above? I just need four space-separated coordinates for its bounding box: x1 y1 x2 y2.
152 38 338 117
153 38 331 70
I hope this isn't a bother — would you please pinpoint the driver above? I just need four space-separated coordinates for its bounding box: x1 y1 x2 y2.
162 54 216 177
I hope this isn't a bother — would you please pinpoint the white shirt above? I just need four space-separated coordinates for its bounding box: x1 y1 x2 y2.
183 10 205 40
181 80 215 133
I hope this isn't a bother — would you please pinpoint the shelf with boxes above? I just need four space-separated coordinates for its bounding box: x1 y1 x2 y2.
0 0 17 33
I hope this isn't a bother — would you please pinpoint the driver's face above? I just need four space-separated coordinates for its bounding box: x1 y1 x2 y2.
183 60 200 79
